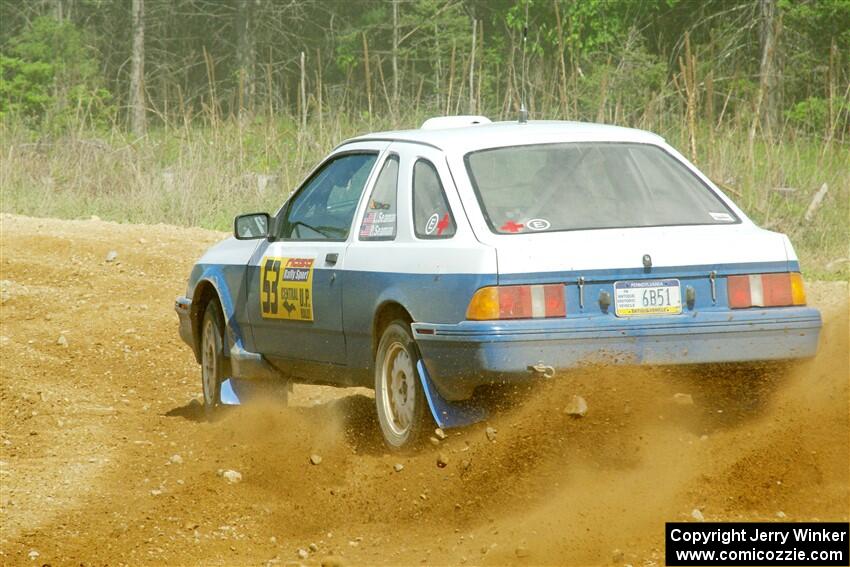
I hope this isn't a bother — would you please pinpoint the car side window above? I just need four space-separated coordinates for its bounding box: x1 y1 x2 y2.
279 152 377 241
359 155 399 241
412 159 456 239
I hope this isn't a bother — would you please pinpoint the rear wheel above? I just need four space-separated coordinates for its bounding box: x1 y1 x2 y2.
375 321 432 450
201 300 226 419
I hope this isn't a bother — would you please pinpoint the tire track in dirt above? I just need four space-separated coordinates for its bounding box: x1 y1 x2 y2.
1 214 847 566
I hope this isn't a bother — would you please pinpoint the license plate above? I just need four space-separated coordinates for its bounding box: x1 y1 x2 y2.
614 279 682 317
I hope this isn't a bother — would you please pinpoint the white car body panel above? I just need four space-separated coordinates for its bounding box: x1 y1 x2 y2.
483 224 789 276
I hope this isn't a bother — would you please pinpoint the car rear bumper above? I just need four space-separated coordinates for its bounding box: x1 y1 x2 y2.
411 307 822 401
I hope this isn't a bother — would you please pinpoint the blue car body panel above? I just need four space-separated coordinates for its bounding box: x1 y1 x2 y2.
340 269 497 370
184 263 251 356
182 258 820 402
411 306 821 400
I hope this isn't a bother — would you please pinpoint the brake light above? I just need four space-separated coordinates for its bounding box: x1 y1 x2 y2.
467 284 566 320
727 272 806 308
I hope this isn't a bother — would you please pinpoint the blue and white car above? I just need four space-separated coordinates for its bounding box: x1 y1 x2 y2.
175 116 821 449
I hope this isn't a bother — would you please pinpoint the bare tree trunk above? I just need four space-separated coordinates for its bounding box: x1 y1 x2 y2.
758 0 780 137
129 0 146 136
362 33 372 116
679 32 698 162
392 0 399 113
554 0 568 118
446 41 456 115
53 0 74 22
299 51 307 130
433 22 441 112
235 0 256 117
477 20 483 115
469 18 477 114
315 47 323 133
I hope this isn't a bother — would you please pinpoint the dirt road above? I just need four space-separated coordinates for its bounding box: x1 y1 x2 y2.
1 214 848 566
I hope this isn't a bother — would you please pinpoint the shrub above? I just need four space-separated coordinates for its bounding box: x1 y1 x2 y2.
0 16 114 130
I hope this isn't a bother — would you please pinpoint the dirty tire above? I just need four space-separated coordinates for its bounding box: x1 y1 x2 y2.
201 300 225 419
375 320 431 451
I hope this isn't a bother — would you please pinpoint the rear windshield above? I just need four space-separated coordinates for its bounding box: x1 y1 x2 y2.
464 142 738 234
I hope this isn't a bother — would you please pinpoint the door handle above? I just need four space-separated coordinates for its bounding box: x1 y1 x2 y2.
325 253 339 266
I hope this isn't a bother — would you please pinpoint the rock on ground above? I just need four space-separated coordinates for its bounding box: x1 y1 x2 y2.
673 393 694 406
222 470 242 484
565 395 588 417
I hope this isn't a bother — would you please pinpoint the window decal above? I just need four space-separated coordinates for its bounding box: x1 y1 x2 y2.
436 213 451 235
500 220 524 233
359 211 396 239
360 155 399 241
425 213 440 235
709 212 734 222
526 218 551 231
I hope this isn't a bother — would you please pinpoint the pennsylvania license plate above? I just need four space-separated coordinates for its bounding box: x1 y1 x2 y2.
614 279 682 316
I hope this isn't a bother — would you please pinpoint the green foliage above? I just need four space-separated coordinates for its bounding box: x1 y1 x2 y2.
0 56 53 115
1 0 845 138
780 0 850 47
785 97 850 133
578 40 668 122
786 97 830 132
0 16 113 129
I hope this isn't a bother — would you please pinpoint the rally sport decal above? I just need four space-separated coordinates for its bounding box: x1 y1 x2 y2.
260 257 314 321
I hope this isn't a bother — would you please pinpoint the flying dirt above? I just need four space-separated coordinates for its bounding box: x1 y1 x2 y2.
1 213 848 566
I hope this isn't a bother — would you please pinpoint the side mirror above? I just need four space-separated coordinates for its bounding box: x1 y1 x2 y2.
234 212 270 240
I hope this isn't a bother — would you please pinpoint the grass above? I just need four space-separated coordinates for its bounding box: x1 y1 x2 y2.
1 111 847 280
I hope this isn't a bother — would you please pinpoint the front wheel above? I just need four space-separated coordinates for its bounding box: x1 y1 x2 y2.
374 321 432 450
200 300 226 419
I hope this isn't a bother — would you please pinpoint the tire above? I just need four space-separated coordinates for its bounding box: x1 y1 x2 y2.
200 300 226 419
374 320 432 450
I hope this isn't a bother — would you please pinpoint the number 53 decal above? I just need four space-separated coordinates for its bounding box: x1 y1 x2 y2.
260 257 315 321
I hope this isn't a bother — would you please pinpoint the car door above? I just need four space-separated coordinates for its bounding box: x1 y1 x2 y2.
246 142 388 365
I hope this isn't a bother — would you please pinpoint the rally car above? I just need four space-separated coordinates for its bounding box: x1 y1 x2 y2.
175 116 821 449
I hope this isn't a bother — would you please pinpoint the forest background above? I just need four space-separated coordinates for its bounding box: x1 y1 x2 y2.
1 0 847 278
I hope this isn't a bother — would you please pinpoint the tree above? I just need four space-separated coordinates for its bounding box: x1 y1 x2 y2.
235 0 256 116
758 0 781 136
129 0 145 136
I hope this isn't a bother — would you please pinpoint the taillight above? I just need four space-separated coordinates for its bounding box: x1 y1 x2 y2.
467 284 566 320
727 272 806 308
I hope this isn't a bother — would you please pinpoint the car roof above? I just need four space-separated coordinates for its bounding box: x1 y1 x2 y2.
341 119 666 154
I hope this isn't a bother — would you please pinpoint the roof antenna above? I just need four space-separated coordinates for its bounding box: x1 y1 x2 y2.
518 0 529 124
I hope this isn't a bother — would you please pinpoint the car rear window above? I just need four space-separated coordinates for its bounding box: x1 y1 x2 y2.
464 142 738 234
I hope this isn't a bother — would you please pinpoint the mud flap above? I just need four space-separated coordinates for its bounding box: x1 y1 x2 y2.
416 360 487 429
219 378 243 405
